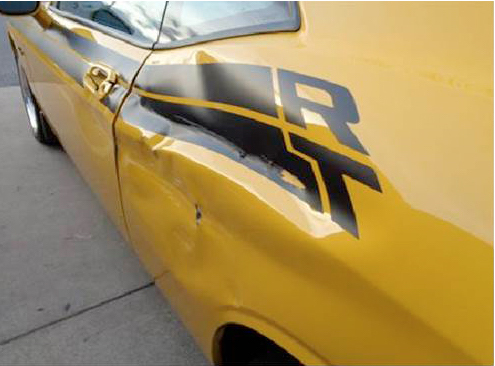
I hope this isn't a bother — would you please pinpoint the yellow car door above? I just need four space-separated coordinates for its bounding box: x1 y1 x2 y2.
7 1 166 234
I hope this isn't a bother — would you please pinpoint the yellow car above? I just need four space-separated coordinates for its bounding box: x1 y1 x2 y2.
1 1 492 364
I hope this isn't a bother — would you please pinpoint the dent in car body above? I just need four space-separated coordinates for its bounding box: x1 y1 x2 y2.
116 2 492 363
127 62 382 237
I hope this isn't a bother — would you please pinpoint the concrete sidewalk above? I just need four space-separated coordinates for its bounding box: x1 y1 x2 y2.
0 86 207 364
0 17 18 87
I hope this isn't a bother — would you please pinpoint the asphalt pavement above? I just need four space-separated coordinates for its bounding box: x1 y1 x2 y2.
0 16 208 365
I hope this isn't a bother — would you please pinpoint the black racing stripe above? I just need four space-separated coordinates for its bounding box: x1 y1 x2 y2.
10 19 141 85
102 84 127 113
57 27 140 83
120 93 321 210
290 134 381 238
136 63 278 117
10 19 86 84
10 18 140 116
11 18 379 237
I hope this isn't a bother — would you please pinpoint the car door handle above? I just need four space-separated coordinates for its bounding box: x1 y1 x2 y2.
83 63 118 100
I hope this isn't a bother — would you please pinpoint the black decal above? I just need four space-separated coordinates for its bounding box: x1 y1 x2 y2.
290 134 381 237
102 84 127 113
10 20 86 84
58 27 140 83
121 94 321 211
279 69 368 155
137 64 278 117
10 19 141 86
13 17 382 239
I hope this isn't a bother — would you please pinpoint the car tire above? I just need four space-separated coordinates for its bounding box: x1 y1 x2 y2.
16 60 59 145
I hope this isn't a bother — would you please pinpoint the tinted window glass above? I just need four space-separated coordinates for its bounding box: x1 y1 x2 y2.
159 1 299 47
56 1 166 46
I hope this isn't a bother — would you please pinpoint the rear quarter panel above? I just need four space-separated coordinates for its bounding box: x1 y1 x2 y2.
115 2 493 364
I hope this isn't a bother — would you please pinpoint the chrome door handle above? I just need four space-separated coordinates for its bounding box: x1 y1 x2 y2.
83 63 118 100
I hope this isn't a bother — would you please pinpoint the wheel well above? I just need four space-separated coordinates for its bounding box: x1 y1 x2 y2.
214 323 303 365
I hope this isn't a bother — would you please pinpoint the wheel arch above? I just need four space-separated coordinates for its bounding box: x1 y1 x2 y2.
211 309 329 365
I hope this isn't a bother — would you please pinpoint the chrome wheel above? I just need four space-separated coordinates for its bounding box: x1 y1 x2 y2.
18 64 40 136
15 60 59 145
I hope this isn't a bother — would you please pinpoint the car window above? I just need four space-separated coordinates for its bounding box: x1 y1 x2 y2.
55 1 166 47
158 1 299 48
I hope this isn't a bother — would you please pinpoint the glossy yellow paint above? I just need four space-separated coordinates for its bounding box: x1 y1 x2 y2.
8 1 493 365
117 2 493 364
